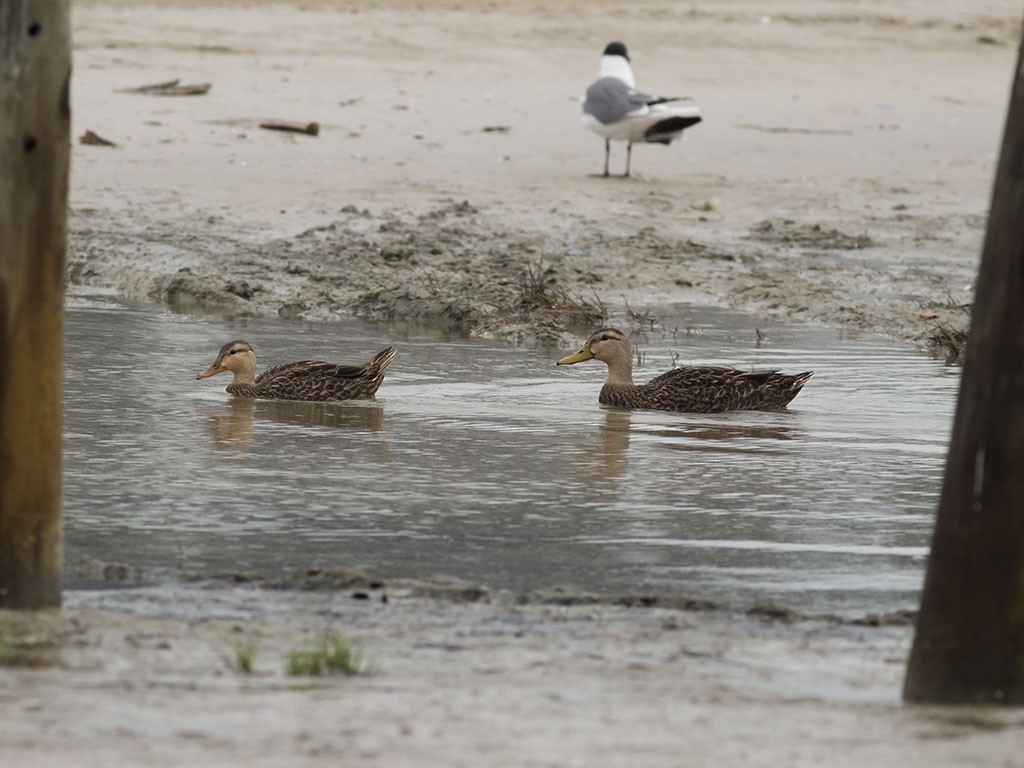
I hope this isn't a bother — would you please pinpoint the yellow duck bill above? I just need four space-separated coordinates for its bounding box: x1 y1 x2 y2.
556 344 594 365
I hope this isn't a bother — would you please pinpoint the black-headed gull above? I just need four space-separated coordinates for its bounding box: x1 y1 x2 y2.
582 42 702 177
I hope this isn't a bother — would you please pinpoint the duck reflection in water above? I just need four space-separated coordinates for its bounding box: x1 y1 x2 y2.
564 409 633 492
198 398 386 453
644 419 807 454
596 408 632 488
573 408 807 491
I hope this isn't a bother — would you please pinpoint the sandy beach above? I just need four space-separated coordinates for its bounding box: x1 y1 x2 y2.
4 0 1024 765
67 0 1018 350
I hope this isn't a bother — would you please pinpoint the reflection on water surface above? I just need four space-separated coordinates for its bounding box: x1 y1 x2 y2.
63 296 958 616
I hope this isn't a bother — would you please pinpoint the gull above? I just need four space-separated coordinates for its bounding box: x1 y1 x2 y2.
581 41 702 177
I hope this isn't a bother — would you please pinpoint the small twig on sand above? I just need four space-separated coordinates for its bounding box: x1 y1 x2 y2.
118 79 212 96
79 130 116 147
260 120 320 137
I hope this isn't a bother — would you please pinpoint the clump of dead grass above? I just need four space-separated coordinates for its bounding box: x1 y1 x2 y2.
513 260 606 331
924 320 968 365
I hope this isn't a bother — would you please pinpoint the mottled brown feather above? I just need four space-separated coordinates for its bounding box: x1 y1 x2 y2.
559 328 812 413
199 341 396 401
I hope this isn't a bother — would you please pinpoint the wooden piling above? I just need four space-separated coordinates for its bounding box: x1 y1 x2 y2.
903 36 1024 702
0 1 71 608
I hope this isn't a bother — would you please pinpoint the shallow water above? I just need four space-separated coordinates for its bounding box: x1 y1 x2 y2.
63 295 958 617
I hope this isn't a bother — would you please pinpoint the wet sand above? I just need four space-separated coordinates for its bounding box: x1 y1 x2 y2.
8 0 1024 765
4 583 1024 768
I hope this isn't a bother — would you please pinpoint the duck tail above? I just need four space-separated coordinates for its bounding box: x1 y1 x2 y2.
791 371 814 390
790 370 815 387
368 346 398 377
356 346 397 398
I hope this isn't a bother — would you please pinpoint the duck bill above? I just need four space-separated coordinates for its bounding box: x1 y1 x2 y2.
196 363 225 380
557 345 594 366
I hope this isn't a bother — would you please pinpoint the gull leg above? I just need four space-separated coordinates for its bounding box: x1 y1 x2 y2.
624 142 633 178
603 139 611 177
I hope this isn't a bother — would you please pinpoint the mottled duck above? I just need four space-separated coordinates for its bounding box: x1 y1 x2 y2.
557 327 812 413
196 340 397 401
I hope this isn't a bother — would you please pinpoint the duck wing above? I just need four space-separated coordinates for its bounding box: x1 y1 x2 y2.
254 347 397 401
641 366 811 412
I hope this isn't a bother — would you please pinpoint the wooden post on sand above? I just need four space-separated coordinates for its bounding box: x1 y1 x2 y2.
903 34 1024 702
0 1 70 608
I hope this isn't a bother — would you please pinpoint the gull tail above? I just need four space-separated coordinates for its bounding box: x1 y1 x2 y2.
644 115 703 143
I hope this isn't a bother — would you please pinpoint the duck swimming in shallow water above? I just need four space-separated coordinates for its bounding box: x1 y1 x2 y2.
557 327 812 413
196 340 397 401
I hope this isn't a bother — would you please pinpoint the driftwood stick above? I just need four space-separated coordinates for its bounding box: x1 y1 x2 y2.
79 129 116 146
260 120 320 137
119 79 211 96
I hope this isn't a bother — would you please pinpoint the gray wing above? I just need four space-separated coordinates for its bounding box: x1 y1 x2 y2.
583 77 657 124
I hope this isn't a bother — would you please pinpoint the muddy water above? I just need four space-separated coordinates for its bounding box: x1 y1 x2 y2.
63 296 958 617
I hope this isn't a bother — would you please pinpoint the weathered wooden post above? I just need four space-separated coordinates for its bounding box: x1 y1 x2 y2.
0 1 70 608
903 35 1024 702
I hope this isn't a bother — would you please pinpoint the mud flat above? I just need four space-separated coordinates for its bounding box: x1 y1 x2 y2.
68 0 1018 354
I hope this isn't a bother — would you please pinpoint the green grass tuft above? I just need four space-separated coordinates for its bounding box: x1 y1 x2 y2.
286 630 367 677
229 634 259 675
0 628 58 668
